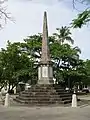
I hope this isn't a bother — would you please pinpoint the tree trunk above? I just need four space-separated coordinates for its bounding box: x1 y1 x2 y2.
8 82 11 92
68 78 70 91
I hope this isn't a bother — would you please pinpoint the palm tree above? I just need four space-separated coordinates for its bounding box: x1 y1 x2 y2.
53 26 74 45
73 46 81 54
72 46 81 60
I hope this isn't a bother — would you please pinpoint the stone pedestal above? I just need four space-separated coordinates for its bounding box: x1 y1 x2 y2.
38 65 53 84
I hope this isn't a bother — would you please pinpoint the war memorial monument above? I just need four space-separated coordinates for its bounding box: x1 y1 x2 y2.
14 11 72 106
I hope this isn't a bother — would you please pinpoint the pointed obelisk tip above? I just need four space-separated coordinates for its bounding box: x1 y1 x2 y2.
44 11 47 17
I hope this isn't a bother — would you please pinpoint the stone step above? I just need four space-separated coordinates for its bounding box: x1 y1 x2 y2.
19 94 58 99
21 91 71 95
20 94 58 97
23 88 64 92
14 98 27 104
34 84 54 87
57 92 71 94
17 94 72 101
14 98 62 104
19 93 72 98
16 95 72 102
21 91 70 95
30 87 54 90
19 93 31 97
21 92 58 96
59 94 72 97
14 98 53 104
61 96 72 101
22 91 56 94
16 96 61 101
16 96 49 101
27 86 64 91
14 97 72 105
28 89 64 92
62 99 72 104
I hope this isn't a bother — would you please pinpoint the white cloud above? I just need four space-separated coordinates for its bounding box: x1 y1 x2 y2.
0 0 89 59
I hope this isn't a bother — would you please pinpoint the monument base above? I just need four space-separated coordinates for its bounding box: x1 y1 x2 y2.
14 84 72 106
38 78 54 84
38 65 53 84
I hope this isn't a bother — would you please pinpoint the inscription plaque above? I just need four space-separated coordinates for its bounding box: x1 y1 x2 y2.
42 66 48 77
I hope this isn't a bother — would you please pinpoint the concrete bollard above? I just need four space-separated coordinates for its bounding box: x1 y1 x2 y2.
4 93 9 107
72 92 77 107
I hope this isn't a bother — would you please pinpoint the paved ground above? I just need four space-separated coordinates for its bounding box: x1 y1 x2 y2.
0 105 90 120
0 94 90 120
78 95 90 100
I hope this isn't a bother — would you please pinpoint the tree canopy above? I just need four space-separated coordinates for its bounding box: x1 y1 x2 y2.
0 26 89 91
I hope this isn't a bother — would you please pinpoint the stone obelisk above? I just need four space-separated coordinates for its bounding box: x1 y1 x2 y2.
38 11 53 84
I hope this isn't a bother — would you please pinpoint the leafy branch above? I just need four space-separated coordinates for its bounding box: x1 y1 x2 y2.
71 9 90 28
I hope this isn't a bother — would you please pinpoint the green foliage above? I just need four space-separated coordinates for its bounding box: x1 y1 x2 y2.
0 41 37 90
83 59 90 85
53 26 74 44
0 26 89 89
72 9 90 28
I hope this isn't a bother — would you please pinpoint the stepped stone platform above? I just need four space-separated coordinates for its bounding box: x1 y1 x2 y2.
14 84 72 106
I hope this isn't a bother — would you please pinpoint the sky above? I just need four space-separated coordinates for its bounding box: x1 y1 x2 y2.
0 0 90 59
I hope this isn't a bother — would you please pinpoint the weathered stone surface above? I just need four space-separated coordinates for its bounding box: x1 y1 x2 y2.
40 11 51 64
14 84 72 106
38 11 53 85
